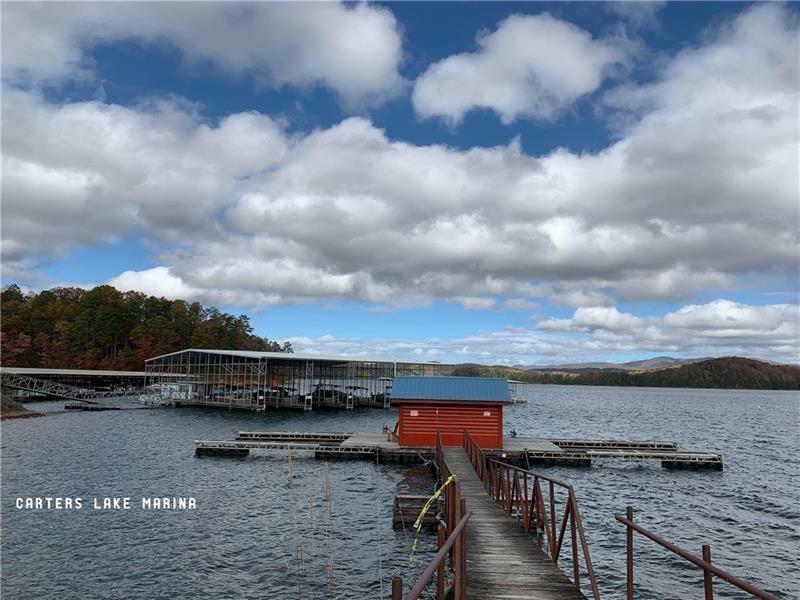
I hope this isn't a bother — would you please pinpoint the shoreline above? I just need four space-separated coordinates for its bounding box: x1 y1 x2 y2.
1 395 45 421
1 411 46 421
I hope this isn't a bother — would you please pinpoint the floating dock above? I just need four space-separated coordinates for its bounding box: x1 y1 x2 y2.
64 402 121 411
195 431 723 470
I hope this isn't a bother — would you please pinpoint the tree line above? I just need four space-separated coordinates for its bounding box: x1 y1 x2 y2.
1 285 292 371
453 357 800 390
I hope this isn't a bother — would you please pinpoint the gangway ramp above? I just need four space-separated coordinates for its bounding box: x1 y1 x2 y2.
442 446 587 600
0 372 139 403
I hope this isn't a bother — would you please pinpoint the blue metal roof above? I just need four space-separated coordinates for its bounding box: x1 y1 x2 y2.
391 376 511 404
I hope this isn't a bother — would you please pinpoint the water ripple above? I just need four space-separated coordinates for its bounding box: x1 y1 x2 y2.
2 387 798 599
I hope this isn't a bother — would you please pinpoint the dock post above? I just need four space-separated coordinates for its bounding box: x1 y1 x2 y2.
626 505 634 600
449 480 462 561
436 523 446 599
549 480 556 548
451 484 464 600
571 505 580 587
392 575 403 600
453 528 463 600
702 545 714 600
459 497 467 600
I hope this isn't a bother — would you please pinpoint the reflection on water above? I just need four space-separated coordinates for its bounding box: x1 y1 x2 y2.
2 386 798 599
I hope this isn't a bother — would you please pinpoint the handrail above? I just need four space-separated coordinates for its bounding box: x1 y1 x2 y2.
435 431 448 479
393 510 473 600
467 431 574 488
463 429 600 600
463 427 487 480
435 431 463 538
616 507 778 600
391 431 468 600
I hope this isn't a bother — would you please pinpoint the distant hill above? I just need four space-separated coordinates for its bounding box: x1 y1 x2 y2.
516 356 708 372
620 356 708 370
454 357 800 390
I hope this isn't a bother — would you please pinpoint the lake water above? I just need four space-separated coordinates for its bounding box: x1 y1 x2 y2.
2 385 798 599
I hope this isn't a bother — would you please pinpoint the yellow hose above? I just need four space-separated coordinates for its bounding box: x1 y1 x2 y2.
409 475 455 565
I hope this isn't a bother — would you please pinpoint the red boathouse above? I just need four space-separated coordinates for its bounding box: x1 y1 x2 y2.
391 376 512 449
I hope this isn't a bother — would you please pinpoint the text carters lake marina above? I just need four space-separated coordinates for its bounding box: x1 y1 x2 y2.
15 497 196 510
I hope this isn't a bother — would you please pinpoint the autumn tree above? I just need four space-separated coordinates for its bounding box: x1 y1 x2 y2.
0 284 292 370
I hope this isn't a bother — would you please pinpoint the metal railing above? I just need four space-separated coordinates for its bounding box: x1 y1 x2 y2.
0 373 140 402
464 429 601 599
392 432 469 600
392 510 472 600
616 507 778 600
434 431 465 544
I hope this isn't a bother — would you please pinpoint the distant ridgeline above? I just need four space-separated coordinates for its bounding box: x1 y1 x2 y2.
453 357 800 391
0 285 292 371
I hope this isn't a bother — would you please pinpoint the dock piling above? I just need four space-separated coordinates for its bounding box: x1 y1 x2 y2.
626 505 634 600
391 576 403 600
703 545 713 600
436 523 446 599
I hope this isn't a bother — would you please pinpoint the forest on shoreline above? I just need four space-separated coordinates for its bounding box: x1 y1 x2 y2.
453 357 800 390
2 285 797 390
1 285 291 371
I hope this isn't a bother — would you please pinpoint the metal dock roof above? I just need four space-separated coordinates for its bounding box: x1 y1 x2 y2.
145 348 451 366
0 367 146 377
391 376 511 403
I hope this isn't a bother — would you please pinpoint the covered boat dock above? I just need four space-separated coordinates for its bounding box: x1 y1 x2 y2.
144 349 455 410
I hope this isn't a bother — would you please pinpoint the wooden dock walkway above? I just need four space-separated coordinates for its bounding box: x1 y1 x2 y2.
443 447 586 600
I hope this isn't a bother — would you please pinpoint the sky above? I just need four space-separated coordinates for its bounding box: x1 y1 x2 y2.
1 1 798 365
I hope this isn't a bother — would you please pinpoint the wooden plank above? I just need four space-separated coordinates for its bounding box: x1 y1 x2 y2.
442 447 587 600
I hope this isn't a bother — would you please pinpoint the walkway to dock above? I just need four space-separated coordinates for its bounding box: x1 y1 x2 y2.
442 446 586 600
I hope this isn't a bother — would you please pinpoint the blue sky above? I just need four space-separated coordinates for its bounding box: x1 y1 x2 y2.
2 2 798 364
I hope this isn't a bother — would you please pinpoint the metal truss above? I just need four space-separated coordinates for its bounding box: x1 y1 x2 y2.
0 373 139 402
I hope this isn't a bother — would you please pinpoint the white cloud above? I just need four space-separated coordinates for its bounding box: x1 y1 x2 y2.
412 13 627 124
1 2 404 108
456 297 498 311
2 4 798 335
503 298 540 311
612 267 733 300
662 300 795 335
546 288 613 309
280 299 800 363
109 267 197 300
1 87 287 271
569 306 645 332
537 300 800 361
